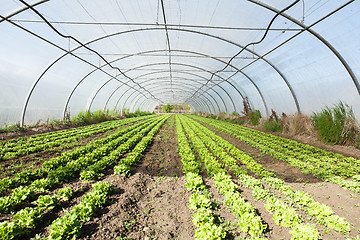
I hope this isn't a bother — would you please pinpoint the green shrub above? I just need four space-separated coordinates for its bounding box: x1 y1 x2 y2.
0 123 23 133
162 104 173 113
92 110 106 123
311 102 359 144
248 110 261 126
263 120 283 132
356 139 360 149
122 108 130 117
123 109 152 118
71 109 125 126
48 119 64 128
109 109 120 118
72 110 92 126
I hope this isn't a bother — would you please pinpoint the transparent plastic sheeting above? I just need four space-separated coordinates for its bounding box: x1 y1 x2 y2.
1 0 360 126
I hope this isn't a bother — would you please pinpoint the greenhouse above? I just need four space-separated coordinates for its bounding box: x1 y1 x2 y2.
1 0 360 239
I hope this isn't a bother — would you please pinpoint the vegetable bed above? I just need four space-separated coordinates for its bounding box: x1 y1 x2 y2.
0 114 359 240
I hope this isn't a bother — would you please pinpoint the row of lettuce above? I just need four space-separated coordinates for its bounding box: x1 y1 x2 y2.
0 115 155 160
177 115 355 240
0 115 169 240
0 115 155 195
190 115 360 195
0 113 358 239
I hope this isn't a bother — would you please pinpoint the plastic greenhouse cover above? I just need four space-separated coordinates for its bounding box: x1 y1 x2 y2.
1 0 360 126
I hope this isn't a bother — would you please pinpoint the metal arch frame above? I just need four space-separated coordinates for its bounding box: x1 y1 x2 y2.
64 51 233 118
110 62 236 113
113 85 211 114
91 71 223 114
97 78 218 114
126 80 219 113
86 61 236 115
102 71 226 114
132 88 211 113
131 88 199 113
0 0 267 115
137 97 183 112
136 98 155 112
132 77 221 113
101 71 222 115
133 63 237 113
119 85 214 114
5 1 355 120
124 87 212 113
0 0 49 24
137 98 159 112
133 74 248 113
98 74 221 114
25 26 297 124
131 27 299 112
84 49 268 115
66 53 243 118
247 0 360 95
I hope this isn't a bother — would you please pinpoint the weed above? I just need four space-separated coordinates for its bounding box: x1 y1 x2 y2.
263 119 283 132
123 109 152 118
0 123 24 133
312 101 360 144
282 113 314 136
248 110 261 126
72 110 92 126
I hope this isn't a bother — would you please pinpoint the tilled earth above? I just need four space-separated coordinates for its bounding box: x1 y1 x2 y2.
1 115 359 239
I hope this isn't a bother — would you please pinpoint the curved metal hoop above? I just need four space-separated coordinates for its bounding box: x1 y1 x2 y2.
21 27 297 124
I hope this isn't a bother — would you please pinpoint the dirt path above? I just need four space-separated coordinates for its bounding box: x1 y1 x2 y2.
79 115 195 240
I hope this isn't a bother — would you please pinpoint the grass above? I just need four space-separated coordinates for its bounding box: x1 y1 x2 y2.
248 110 261 126
282 113 314 136
0 123 24 133
122 108 153 118
69 109 153 126
311 101 360 144
0 108 153 135
263 119 283 132
199 112 246 125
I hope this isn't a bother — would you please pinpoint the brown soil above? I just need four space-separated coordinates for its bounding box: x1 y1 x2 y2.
0 118 125 142
79 115 195 240
1 115 359 240
0 125 75 141
287 181 360 239
231 178 292 240
197 120 360 239
79 173 194 240
0 127 119 179
135 115 183 178
246 124 360 160
198 121 320 184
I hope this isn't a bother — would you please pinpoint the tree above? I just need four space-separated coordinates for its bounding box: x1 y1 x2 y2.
162 104 173 113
